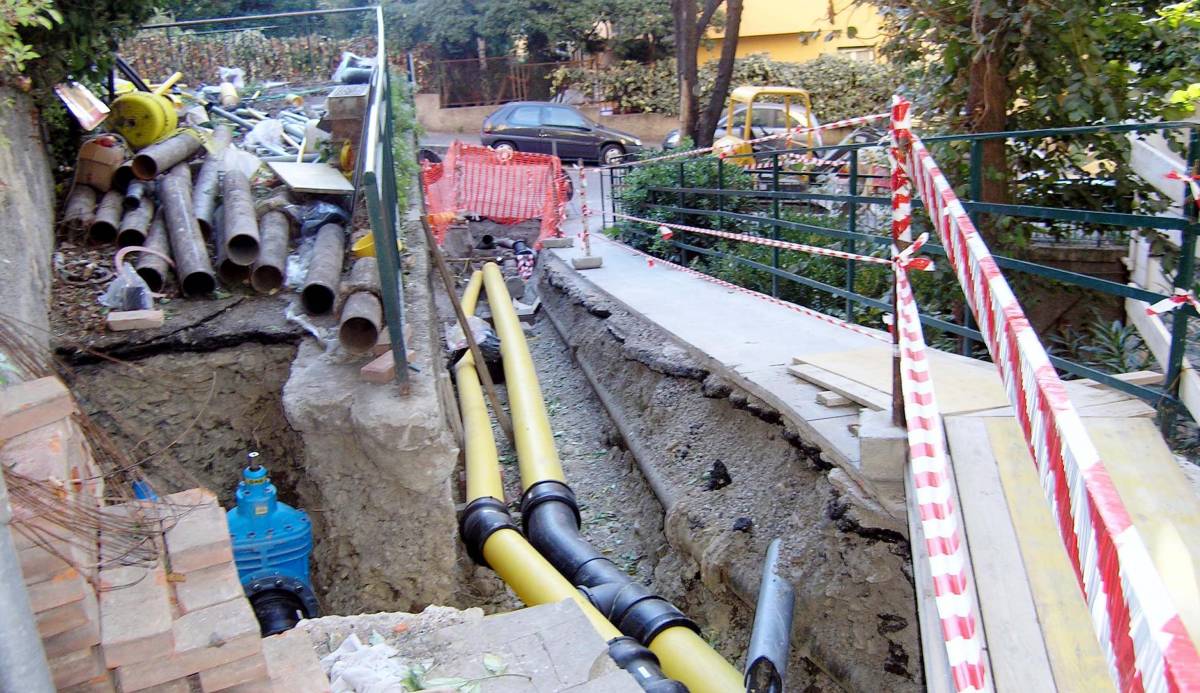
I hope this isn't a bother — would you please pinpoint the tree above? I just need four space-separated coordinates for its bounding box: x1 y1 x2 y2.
672 0 742 147
876 0 1198 246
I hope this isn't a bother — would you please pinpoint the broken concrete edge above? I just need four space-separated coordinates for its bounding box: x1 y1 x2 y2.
541 251 902 524
537 256 918 690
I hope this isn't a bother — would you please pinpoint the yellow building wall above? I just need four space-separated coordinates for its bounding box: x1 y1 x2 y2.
698 0 884 64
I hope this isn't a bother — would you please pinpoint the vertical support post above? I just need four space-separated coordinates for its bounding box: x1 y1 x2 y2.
0 468 56 693
599 166 609 229
888 97 914 427
1162 129 1199 435
717 156 725 232
772 152 781 298
961 139 984 356
846 149 858 322
367 13 410 392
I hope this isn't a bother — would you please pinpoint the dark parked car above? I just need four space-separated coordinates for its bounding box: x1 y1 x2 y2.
481 102 642 165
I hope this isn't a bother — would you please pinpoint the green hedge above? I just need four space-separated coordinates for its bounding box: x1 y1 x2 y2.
552 54 900 122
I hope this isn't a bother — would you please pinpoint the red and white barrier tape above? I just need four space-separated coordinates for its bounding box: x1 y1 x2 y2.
899 93 1200 691
613 212 904 268
894 266 990 692
1166 169 1200 203
603 112 889 170
888 96 914 245
1146 288 1200 316
591 233 890 343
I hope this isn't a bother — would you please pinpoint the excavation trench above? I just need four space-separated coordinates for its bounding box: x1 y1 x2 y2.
54 217 919 691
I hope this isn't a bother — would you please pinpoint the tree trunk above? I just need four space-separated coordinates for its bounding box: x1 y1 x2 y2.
966 14 1010 246
476 36 487 70
696 0 743 147
672 0 699 142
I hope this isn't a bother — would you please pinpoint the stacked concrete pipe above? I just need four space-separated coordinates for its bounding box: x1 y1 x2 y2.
337 257 382 354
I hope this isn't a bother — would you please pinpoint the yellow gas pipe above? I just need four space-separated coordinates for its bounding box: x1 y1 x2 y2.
479 263 745 693
454 271 621 639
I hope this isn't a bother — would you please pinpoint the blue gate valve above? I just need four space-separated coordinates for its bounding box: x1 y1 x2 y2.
226 452 318 636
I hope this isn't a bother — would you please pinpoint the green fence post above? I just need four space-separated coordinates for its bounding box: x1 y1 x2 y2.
961 139 984 356
1163 129 1199 435
772 152 781 298
846 149 858 322
717 156 725 232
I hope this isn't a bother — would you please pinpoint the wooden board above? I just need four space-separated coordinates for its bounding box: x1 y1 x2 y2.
904 467 956 693
786 363 891 411
978 416 1114 691
945 417 1059 691
267 162 355 194
1087 417 1200 646
793 347 1011 415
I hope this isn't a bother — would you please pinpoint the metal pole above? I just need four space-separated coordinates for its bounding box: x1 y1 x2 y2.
772 153 780 298
1162 129 1200 435
0 468 56 693
744 538 794 693
846 149 858 322
962 140 984 357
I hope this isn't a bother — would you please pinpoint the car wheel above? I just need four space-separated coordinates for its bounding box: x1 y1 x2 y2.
492 141 517 156
600 143 625 166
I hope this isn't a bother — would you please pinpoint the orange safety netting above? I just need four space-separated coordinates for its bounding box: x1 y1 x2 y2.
422 141 569 246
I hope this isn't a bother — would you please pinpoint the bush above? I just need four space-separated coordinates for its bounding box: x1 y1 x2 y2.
552 54 900 122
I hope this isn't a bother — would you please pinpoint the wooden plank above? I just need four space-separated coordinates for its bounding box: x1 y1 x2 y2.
945 417 1057 691
982 417 1114 691
786 363 890 411
816 390 850 407
904 466 956 693
793 348 1011 415
1075 398 1157 418
267 162 354 194
1088 418 1200 646
1128 296 1200 420
1080 370 1163 388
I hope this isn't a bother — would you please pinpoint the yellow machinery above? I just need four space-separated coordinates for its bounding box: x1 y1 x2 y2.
712 85 815 167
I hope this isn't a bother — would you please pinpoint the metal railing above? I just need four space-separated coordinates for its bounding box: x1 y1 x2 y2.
604 121 1200 428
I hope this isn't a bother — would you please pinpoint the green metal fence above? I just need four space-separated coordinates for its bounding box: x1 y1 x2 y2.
605 121 1200 425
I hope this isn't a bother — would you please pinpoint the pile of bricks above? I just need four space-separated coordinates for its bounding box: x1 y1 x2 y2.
2 376 330 692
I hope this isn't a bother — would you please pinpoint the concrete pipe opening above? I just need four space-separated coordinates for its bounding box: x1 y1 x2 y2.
301 285 336 315
181 270 216 297
251 265 283 293
226 234 260 266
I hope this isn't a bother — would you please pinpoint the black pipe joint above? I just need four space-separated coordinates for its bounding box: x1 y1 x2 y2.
606 636 689 693
581 582 699 645
459 496 517 567
520 480 581 528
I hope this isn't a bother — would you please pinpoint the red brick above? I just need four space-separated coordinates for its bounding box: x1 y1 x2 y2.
199 652 268 691
42 608 101 659
106 309 165 331
360 350 395 383
173 560 244 614
49 645 106 689
37 585 96 638
16 530 95 583
260 628 330 693
164 488 234 573
115 598 261 691
0 376 75 441
99 562 174 668
138 678 192 693
27 566 88 612
1 418 71 483
60 672 117 692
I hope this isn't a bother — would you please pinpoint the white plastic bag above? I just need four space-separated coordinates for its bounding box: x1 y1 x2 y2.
217 66 245 89
100 263 152 311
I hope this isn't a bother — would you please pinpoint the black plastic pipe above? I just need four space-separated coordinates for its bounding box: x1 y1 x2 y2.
520 480 700 647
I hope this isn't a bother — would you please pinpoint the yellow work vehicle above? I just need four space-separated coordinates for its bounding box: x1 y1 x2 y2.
711 86 817 167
